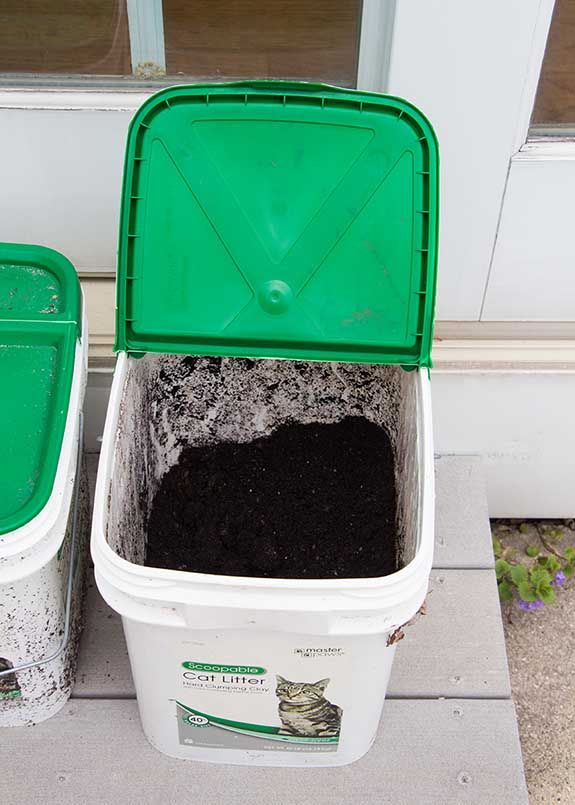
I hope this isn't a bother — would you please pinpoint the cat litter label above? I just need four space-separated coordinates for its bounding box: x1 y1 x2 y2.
175 653 345 752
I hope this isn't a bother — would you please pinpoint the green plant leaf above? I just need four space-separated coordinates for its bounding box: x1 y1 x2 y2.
492 537 503 558
530 566 552 586
498 580 513 602
495 559 511 580
546 555 561 573
517 581 537 602
535 579 548 596
564 563 575 579
538 585 556 605
526 545 539 558
519 523 530 535
564 546 575 562
510 565 528 585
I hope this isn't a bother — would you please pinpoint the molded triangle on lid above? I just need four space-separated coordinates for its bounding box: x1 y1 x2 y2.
116 82 439 367
0 243 81 535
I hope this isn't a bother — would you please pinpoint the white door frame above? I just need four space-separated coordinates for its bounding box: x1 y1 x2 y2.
378 0 558 320
481 0 575 321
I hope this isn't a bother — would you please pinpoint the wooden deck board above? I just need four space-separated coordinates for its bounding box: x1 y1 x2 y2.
73 567 511 700
390 568 509 697
0 698 527 805
74 572 130 699
433 455 494 569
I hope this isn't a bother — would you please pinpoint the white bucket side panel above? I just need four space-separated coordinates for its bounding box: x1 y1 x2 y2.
0 318 89 727
122 616 395 767
0 462 90 726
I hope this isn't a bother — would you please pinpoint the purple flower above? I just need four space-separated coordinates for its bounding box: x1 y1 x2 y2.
518 599 543 611
555 571 567 587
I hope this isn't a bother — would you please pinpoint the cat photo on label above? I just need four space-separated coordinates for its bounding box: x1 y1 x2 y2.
275 675 342 737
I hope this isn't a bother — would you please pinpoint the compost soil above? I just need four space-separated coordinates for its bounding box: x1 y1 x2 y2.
145 416 397 579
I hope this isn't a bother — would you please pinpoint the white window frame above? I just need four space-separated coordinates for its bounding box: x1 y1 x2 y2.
0 0 374 89
126 0 166 78
511 0 560 151
480 0 575 321
357 0 396 92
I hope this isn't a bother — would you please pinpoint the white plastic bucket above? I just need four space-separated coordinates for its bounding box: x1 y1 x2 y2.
0 318 88 726
92 353 434 767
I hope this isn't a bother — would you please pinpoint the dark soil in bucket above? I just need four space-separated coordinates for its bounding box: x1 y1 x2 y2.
145 417 397 579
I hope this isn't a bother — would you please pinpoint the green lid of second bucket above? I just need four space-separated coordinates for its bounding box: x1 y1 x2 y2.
117 82 438 367
0 244 81 535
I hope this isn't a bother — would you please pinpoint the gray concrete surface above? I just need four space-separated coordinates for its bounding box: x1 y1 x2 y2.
496 521 575 804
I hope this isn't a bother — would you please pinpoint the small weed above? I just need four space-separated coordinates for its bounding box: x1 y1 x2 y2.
493 523 574 612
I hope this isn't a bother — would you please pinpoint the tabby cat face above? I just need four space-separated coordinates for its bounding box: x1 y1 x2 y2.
275 675 330 704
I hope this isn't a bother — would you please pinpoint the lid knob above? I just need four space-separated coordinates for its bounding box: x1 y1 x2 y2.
258 280 293 315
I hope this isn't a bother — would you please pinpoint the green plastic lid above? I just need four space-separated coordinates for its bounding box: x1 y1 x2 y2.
117 82 438 367
0 244 81 535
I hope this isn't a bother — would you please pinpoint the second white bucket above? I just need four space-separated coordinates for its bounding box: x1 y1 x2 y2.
92 81 439 766
92 353 434 767
0 244 88 726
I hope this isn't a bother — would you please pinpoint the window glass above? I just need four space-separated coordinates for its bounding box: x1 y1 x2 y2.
532 0 575 126
0 0 130 75
163 0 362 87
0 0 361 87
